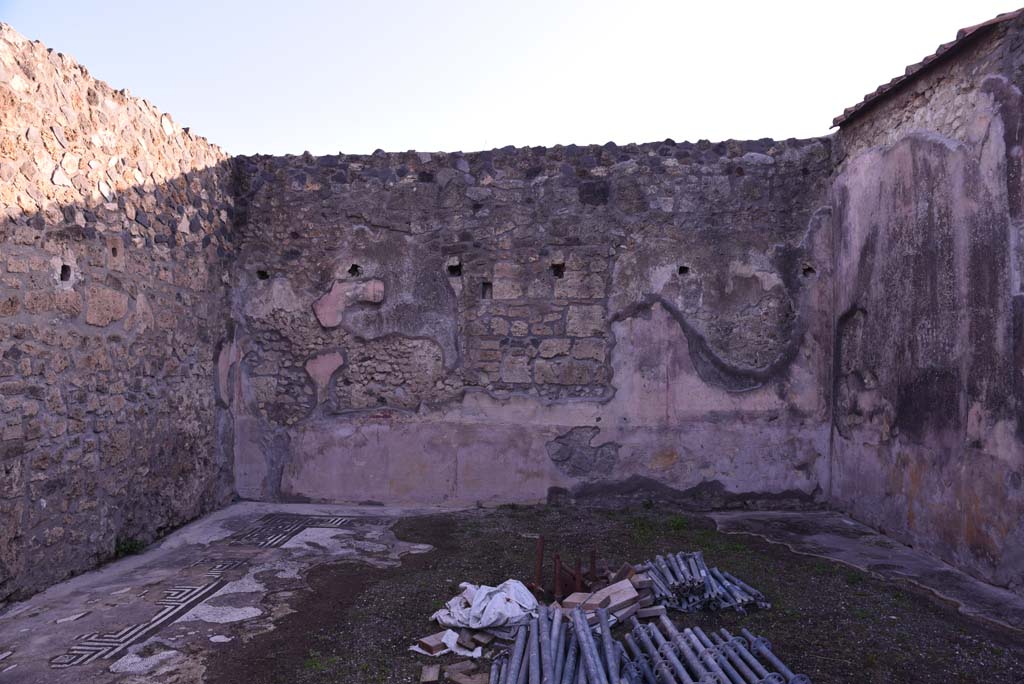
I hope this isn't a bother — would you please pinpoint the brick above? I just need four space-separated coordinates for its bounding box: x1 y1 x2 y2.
457 628 476 649
444 661 478 683
416 630 448 655
447 673 488 684
612 602 639 622
636 605 667 619
585 579 637 612
580 592 611 611
630 574 653 590
472 631 495 646
611 562 635 583
562 592 592 609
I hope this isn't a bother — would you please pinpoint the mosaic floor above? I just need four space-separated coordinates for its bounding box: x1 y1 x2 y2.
0 503 435 683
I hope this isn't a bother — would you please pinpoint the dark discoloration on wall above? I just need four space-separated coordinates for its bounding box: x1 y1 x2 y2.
546 426 619 478
229 139 834 506
570 475 820 511
6 13 1024 603
233 140 831 407
1014 295 1024 440
894 370 962 443
832 17 1024 596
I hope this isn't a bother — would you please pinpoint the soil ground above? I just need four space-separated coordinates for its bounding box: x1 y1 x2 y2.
204 502 1024 683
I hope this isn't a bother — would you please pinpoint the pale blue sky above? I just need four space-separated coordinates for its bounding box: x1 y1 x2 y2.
1 1 1018 156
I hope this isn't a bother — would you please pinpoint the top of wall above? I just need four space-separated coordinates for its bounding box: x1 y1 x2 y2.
6 9 1015 167
6 9 1020 167
0 22 226 225
833 8 1023 128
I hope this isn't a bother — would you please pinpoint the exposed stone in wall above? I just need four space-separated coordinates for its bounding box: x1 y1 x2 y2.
834 23 1009 163
0 24 235 602
233 138 830 412
5 11 1024 605
230 138 834 505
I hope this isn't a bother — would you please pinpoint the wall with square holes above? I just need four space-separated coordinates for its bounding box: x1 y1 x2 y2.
8 12 1024 606
225 140 835 507
0 24 236 603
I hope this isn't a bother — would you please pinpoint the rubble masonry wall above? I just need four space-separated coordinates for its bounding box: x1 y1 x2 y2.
2 15 1024 603
227 140 835 507
0 24 236 602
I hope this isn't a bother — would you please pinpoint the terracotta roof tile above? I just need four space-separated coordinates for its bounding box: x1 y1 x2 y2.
833 9 1023 128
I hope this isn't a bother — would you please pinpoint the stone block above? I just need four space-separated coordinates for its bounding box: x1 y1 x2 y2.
572 338 606 361
489 317 509 335
0 296 19 317
565 304 605 337
538 338 571 358
555 271 605 299
533 358 596 385
500 354 531 383
84 285 129 327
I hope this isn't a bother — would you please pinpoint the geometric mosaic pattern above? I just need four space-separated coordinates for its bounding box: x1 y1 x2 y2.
49 580 226 668
229 513 352 548
191 558 248 577
49 559 244 669
48 515 370 669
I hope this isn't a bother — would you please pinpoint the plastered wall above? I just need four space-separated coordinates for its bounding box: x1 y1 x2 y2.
224 141 834 508
2 14 1023 604
831 20 1024 595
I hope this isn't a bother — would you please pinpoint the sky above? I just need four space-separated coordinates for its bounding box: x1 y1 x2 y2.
1 1 1019 156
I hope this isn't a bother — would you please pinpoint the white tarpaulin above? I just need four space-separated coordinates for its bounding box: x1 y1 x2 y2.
431 579 538 631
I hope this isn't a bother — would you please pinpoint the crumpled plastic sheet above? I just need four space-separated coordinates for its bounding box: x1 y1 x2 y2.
431 579 538 637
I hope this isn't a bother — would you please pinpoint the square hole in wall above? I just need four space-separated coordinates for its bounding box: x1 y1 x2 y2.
481 281 493 299
60 264 71 281
551 262 565 279
678 265 690 275
447 261 463 277
348 264 362 277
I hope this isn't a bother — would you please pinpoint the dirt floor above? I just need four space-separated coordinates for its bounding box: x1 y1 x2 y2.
204 502 1024 684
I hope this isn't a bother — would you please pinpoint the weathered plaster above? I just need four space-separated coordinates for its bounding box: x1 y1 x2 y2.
3 12 1024 604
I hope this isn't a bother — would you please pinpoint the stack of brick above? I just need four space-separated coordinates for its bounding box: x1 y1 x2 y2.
555 569 666 628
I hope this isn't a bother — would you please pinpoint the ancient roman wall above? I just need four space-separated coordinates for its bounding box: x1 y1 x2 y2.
0 25 236 602
227 138 835 506
4 12 1024 604
832 19 1024 594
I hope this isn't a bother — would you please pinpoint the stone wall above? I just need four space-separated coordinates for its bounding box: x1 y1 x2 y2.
4 11 1024 603
832 19 1024 594
227 139 834 506
0 25 235 602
